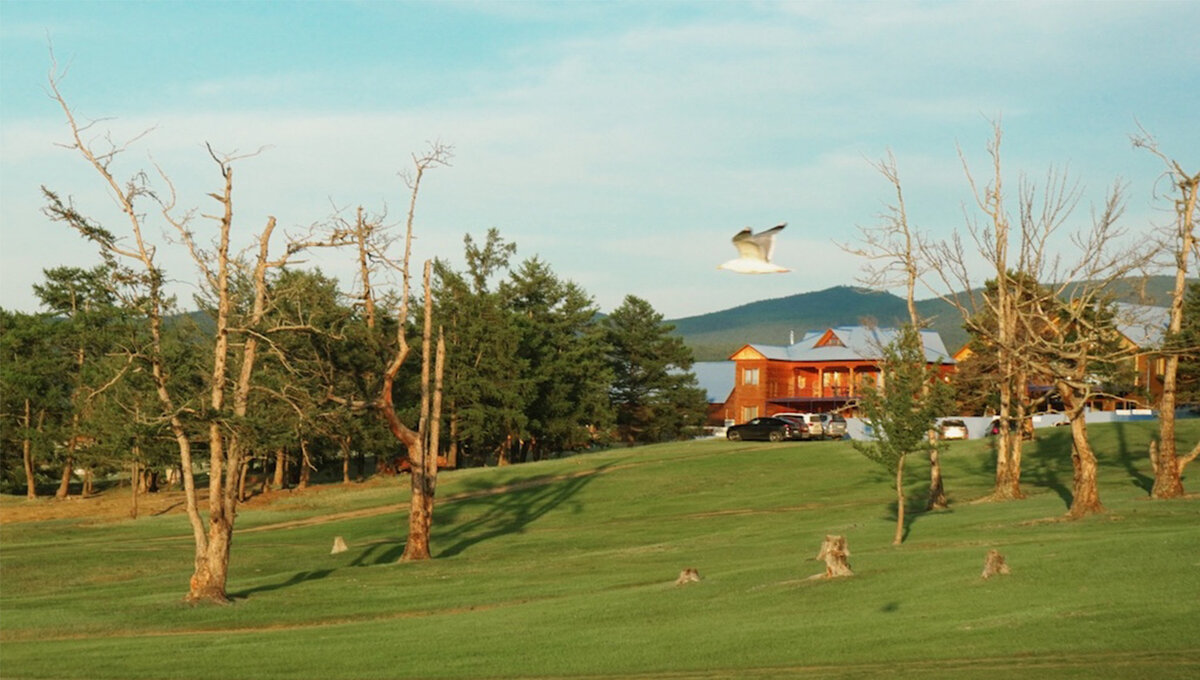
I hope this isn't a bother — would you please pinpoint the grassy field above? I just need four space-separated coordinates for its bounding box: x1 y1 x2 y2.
1 420 1198 679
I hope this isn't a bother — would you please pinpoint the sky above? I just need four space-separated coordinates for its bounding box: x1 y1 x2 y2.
1 0 1197 320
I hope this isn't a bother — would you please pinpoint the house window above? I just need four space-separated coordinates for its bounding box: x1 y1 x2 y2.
742 406 758 422
743 368 760 386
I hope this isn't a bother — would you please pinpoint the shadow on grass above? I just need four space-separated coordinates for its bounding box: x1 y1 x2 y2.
433 464 610 559
350 464 611 564
229 569 334 599
1111 422 1154 493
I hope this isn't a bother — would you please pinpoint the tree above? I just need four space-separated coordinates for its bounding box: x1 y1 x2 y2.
44 63 327 602
841 150 949 509
433 230 526 466
604 295 707 443
32 266 127 499
1132 132 1200 498
325 146 453 562
925 123 1149 512
853 325 951 545
502 257 613 461
0 310 69 497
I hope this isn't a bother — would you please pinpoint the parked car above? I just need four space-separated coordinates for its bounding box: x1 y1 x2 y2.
823 413 848 440
939 418 969 440
726 417 807 442
774 412 844 440
771 412 823 440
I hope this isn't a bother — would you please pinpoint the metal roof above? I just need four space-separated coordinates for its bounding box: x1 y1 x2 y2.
1113 303 1169 348
744 326 955 364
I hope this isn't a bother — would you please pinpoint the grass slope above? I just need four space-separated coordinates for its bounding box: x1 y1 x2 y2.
2 421 1199 679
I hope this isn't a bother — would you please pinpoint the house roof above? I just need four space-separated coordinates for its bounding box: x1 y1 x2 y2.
734 326 955 364
692 361 736 404
1113 303 1169 348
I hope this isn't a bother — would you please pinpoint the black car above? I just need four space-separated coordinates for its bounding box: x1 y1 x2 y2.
726 417 807 442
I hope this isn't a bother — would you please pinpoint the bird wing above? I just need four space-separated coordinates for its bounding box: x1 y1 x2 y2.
731 228 764 260
733 223 786 262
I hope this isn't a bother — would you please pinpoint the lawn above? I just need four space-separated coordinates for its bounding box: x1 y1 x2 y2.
1 420 1198 679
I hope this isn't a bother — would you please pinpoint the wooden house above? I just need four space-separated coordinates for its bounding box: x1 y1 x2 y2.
723 326 956 423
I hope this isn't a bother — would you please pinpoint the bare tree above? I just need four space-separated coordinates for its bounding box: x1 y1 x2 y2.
45 61 334 602
1132 131 1200 498
921 124 1028 501
841 149 948 510
924 123 1149 516
329 144 452 561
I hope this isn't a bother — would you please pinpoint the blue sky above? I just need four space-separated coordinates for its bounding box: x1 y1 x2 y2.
2 0 1197 320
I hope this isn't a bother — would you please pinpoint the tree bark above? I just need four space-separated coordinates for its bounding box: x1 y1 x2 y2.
298 439 312 490
893 460 906 546
22 400 37 499
1145 148 1198 499
130 459 139 520
1059 381 1104 518
340 436 352 484
273 448 287 491
927 431 947 510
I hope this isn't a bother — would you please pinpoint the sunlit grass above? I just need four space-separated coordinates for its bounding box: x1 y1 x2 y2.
1 420 1198 678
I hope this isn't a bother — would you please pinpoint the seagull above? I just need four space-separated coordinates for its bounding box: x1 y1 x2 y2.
717 223 790 274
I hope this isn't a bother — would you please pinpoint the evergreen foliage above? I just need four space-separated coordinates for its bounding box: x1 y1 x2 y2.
603 295 707 443
853 324 952 543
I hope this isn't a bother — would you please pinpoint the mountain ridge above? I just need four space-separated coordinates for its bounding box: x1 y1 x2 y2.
670 276 1189 362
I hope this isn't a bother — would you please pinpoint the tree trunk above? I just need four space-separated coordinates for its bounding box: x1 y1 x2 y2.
130 459 139 520
927 431 947 510
340 436 352 484
55 456 73 500
298 439 312 490
448 411 459 470
424 329 446 522
273 448 286 491
22 400 37 499
893 459 905 545
1151 162 1197 498
187 518 233 604
1060 383 1104 518
402 261 437 561
82 468 93 496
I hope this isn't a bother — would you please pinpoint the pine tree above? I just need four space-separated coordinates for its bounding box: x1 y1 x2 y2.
604 295 707 443
853 325 952 545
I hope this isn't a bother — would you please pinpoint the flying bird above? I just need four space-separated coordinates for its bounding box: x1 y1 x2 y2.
717 223 790 274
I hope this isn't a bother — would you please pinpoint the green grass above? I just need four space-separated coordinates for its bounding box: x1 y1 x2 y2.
2 421 1199 679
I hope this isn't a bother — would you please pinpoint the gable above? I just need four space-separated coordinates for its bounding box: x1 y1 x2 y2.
730 345 768 361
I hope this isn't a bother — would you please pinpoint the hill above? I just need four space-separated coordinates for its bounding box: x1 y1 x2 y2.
671 276 1191 361
2 420 1198 678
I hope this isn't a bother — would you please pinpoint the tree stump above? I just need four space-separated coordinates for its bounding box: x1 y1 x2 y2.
981 549 1010 579
330 536 349 555
815 535 853 579
675 568 701 586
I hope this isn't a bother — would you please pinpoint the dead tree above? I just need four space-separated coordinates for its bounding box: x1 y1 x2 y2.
841 149 948 510
45 61 333 602
1132 131 1200 498
327 144 453 561
924 124 1149 514
923 124 1027 502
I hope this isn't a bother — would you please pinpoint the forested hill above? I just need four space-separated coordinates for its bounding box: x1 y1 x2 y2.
670 277 1191 362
